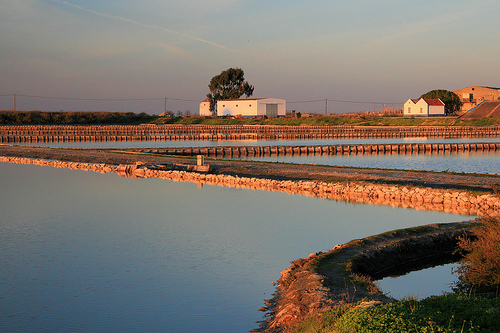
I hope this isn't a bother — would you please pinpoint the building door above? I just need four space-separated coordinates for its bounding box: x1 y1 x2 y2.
265 104 278 117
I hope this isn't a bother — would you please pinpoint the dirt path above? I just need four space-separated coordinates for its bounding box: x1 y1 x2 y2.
1 145 498 193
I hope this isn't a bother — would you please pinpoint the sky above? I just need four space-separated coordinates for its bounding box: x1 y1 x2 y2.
1 0 499 115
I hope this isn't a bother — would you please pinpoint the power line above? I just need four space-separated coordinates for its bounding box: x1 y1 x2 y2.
287 99 325 104
15 94 199 103
1 93 401 105
0 93 199 103
327 98 402 105
289 98 402 105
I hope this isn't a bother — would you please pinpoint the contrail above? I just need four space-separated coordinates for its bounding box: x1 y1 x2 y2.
54 0 238 52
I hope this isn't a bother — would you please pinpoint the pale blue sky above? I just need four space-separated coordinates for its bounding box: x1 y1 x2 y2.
1 0 499 114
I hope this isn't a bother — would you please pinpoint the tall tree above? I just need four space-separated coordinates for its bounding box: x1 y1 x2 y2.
207 68 254 112
420 89 462 115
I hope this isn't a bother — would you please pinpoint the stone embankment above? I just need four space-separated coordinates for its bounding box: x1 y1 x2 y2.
1 124 499 143
1 156 499 217
252 221 479 332
138 141 500 157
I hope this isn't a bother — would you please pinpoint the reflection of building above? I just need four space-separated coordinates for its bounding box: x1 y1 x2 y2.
403 98 445 116
216 98 286 117
199 98 212 116
453 86 500 111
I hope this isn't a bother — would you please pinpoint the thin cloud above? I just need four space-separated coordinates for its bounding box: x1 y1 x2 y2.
54 0 239 53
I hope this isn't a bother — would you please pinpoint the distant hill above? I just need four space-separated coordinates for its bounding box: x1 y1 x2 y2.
460 101 500 119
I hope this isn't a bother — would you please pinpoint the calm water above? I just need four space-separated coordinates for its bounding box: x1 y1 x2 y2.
0 162 468 332
15 137 500 149
16 137 500 175
377 263 459 300
238 150 500 175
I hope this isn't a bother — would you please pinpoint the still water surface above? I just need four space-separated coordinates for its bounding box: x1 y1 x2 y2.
238 150 500 175
16 137 500 149
0 162 468 332
17 137 500 174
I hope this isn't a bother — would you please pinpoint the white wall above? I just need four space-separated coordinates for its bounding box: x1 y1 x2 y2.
403 99 422 116
217 98 286 117
428 105 444 115
199 100 212 116
217 99 258 117
256 98 286 117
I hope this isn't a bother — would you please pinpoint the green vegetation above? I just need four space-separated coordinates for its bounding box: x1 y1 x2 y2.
0 110 152 125
294 218 500 332
2 110 500 126
420 89 462 116
454 218 500 295
206 67 254 113
155 114 500 126
296 294 500 333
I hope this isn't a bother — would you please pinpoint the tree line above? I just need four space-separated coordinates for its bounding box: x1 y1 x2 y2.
0 111 154 125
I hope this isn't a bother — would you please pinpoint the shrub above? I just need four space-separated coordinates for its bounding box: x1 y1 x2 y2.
454 217 500 295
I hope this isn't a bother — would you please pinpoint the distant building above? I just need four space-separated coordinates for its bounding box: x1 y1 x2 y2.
199 98 212 116
216 98 286 117
452 86 500 112
403 98 445 116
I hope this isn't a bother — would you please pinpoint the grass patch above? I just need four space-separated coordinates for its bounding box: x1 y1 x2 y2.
154 115 500 126
296 294 500 333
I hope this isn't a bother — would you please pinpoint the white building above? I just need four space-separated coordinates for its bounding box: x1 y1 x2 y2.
403 98 445 116
216 98 286 117
199 98 212 116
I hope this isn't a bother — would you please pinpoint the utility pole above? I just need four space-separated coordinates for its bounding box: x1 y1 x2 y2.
325 98 328 115
164 97 167 113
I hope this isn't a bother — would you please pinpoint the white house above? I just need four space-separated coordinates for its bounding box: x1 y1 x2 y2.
199 98 212 116
403 98 445 116
216 98 286 117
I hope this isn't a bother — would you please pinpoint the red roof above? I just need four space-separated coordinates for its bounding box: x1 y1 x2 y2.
423 98 445 106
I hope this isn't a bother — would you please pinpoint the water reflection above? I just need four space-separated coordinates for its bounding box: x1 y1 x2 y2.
238 150 500 175
0 162 469 332
377 263 459 300
14 137 500 149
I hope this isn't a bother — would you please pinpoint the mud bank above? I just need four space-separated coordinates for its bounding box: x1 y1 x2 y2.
1 156 498 217
252 221 478 332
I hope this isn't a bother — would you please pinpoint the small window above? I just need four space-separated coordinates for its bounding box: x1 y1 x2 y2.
249 104 252 107
408 107 411 113
222 104 225 107
420 107 423 113
236 104 238 107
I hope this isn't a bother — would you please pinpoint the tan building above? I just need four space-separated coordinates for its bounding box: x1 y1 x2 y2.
453 86 500 111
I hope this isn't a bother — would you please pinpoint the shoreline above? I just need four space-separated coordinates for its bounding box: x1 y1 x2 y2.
251 220 479 332
1 145 499 217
